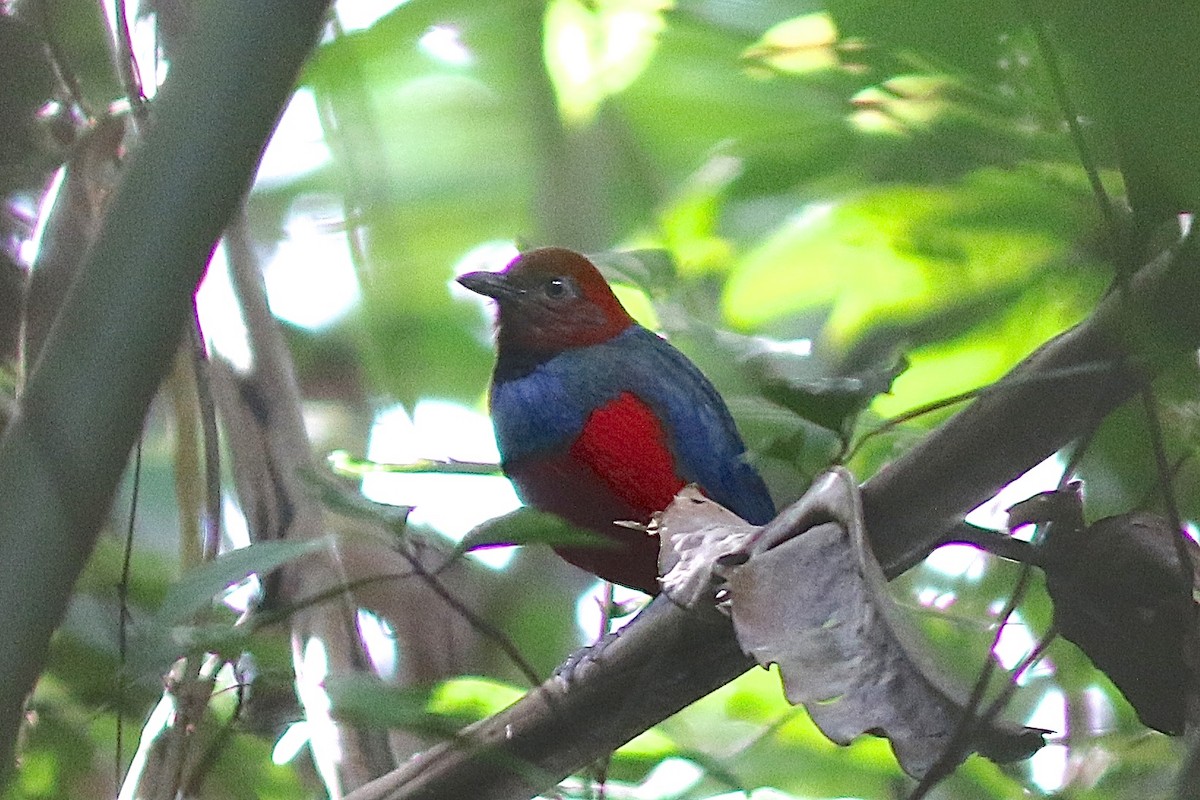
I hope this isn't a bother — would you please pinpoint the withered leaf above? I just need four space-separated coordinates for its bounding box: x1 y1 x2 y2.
656 485 761 608
728 469 1044 778
1021 495 1200 735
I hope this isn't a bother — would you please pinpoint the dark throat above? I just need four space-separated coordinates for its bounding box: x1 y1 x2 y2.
493 342 556 382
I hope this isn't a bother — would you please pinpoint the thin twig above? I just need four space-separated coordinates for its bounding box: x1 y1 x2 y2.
847 360 1132 464
115 436 143 792
589 583 617 800
939 523 1041 566
907 557 1036 800
1135 386 1198 720
1139 390 1188 562
250 498 544 689
1136 450 1194 511
29 1 92 118
1037 0 1200 728
395 539 543 688
1029 0 1190 598
189 311 223 561
910 439 1093 799
113 0 150 131
980 623 1059 729
181 655 245 797
1025 12 1120 252
328 451 503 477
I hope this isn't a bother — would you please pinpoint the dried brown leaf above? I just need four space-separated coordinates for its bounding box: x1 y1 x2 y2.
728 469 1043 778
655 485 760 607
1017 489 1200 735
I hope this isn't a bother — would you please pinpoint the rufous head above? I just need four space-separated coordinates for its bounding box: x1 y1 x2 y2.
458 247 635 353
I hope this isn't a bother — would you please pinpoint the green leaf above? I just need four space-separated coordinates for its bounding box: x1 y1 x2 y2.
157 539 330 626
327 674 468 736
544 0 667 124
742 13 840 76
457 507 617 553
428 676 524 719
300 465 410 536
749 349 908 433
33 0 123 107
725 166 1099 336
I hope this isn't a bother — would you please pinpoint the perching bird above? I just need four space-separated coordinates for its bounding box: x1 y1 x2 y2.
458 248 775 594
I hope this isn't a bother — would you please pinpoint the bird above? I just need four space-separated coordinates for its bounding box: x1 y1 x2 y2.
457 247 776 595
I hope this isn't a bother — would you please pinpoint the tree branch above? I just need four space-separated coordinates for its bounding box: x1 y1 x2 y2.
345 233 1200 800
0 0 331 779
864 234 1200 576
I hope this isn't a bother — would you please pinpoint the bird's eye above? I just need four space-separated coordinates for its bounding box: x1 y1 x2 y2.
543 276 574 299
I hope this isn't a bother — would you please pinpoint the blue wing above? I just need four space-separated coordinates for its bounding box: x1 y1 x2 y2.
491 325 775 525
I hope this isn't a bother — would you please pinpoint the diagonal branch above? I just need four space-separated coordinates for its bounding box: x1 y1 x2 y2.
346 233 1200 800
0 0 332 780
863 233 1200 576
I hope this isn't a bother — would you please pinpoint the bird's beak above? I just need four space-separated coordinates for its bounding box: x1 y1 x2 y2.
457 270 517 301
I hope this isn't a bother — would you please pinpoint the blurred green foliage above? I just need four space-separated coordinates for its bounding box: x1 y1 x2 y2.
8 0 1200 797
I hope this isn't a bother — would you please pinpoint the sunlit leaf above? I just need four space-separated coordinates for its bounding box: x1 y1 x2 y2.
326 674 467 735
724 166 1100 339
655 154 740 274
544 0 669 124
743 13 840 76
428 676 523 718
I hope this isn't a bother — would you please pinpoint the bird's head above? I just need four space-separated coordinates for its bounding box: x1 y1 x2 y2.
458 247 635 354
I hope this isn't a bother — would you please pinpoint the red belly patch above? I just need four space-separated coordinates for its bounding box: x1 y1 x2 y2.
568 392 685 517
